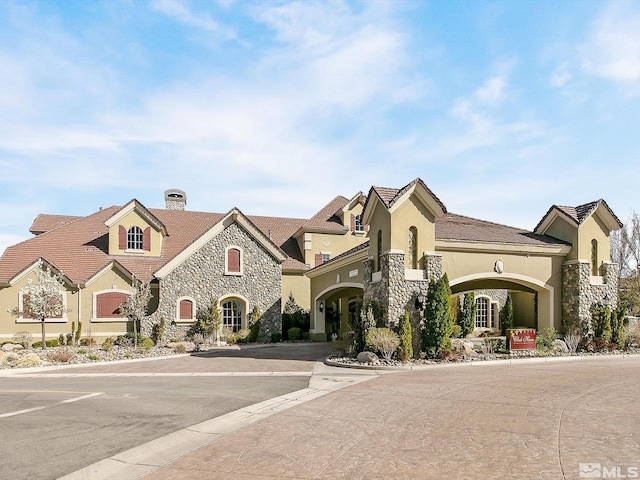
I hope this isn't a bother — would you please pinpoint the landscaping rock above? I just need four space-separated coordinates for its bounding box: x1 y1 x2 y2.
2 343 23 352
357 351 380 364
553 339 569 354
452 339 479 357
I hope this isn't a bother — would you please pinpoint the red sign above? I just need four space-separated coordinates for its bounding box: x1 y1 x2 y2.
507 329 536 350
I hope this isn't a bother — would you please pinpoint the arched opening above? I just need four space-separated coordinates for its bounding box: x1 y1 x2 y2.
311 283 364 340
591 239 599 276
376 230 382 272
408 226 418 269
221 298 244 332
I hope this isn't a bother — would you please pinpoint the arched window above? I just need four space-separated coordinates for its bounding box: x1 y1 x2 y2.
127 226 143 250
591 239 599 276
475 297 489 329
225 246 243 275
95 291 129 319
222 299 243 332
377 230 382 272
408 226 418 269
179 299 193 320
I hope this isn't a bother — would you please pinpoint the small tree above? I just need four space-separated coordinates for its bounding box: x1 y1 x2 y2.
458 292 476 338
500 295 514 335
118 275 152 349
397 310 413 361
193 297 223 345
248 305 261 342
422 274 454 358
591 304 612 341
354 304 376 353
611 307 626 345
10 261 68 349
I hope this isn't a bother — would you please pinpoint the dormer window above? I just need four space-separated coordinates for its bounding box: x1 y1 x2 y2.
350 214 365 232
118 225 151 252
128 226 143 250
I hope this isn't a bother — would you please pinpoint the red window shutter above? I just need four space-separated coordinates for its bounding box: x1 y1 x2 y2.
119 225 126 249
143 227 151 251
228 248 240 272
97 292 128 318
350 214 356 231
315 253 322 266
180 300 193 319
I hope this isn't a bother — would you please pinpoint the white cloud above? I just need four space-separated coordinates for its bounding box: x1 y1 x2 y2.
582 3 640 82
151 0 236 39
550 62 572 88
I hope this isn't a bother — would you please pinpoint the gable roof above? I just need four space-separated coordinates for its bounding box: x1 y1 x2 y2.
105 199 167 235
362 178 447 224
0 204 307 285
534 199 623 234
293 196 350 236
30 214 83 235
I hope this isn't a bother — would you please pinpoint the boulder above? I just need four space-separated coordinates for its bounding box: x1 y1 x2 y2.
1 343 24 352
552 339 569 354
452 338 479 357
357 351 380 364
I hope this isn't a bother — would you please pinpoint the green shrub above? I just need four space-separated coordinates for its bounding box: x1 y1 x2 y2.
536 327 557 353
32 339 59 348
366 327 400 361
282 293 311 340
302 332 310 341
458 293 476 338
248 306 261 342
101 337 114 351
141 337 154 351
228 328 251 345
271 332 282 343
591 305 612 341
611 307 626 345
500 295 513 334
450 325 462 339
422 274 454 358
397 310 413 361
77 349 87 355
288 327 302 341
87 354 99 361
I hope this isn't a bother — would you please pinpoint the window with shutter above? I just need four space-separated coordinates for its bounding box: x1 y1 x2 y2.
21 292 63 319
143 227 151 251
228 248 240 272
179 299 193 319
96 292 128 318
119 225 126 249
127 226 143 250
315 253 322 267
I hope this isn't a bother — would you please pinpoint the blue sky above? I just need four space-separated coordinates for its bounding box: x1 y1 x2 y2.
1 0 639 255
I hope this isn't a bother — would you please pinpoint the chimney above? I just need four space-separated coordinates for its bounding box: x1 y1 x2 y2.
165 189 187 210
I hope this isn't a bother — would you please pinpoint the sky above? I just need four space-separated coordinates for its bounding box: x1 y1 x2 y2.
1 0 639 256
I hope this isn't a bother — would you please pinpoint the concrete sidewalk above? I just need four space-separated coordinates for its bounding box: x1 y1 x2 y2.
138 355 640 480
57 349 640 480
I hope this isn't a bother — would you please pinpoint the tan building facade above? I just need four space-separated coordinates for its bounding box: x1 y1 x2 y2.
0 180 622 344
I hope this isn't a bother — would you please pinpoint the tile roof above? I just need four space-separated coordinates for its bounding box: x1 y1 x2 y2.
0 206 311 284
29 214 83 235
435 213 570 247
364 178 447 216
534 199 623 232
301 196 350 232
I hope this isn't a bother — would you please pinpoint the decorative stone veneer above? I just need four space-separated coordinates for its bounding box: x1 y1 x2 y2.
562 260 619 334
144 222 282 342
363 251 443 327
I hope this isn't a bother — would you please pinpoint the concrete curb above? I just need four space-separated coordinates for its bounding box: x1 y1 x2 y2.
325 352 640 371
58 363 376 480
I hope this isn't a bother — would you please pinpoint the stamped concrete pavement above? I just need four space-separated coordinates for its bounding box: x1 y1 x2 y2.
136 355 640 480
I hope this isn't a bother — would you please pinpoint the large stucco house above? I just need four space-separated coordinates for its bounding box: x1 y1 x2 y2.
0 179 623 344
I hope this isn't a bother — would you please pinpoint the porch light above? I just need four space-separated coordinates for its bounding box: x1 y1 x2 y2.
415 294 426 310
319 301 324 313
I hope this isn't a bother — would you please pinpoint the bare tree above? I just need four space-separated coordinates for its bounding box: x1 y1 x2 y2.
119 275 152 349
612 212 640 315
10 261 68 349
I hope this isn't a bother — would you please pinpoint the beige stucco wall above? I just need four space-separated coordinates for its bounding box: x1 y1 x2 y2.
282 272 310 311
368 201 391 270
390 195 436 260
302 231 367 266
577 214 611 265
0 270 74 341
544 217 578 260
440 248 564 330
108 210 163 257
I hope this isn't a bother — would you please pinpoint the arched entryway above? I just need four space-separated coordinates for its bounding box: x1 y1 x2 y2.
219 294 248 332
311 283 364 340
450 273 556 332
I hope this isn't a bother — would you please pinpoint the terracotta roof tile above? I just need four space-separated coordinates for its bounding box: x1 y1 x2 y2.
436 213 570 247
29 214 83 234
302 196 349 232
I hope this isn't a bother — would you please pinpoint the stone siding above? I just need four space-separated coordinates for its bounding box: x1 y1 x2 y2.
562 260 619 334
363 251 443 327
143 222 282 341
